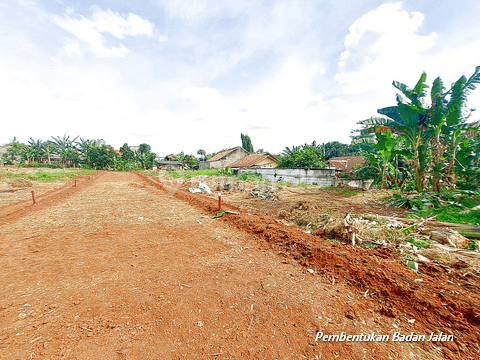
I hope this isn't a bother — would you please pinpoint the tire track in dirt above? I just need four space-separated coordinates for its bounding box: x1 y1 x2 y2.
138 172 480 359
0 172 100 226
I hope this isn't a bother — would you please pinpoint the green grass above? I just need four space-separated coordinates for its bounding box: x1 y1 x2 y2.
277 181 294 186
317 186 359 196
0 169 95 183
238 172 264 181
416 208 480 225
392 190 480 225
166 169 235 179
406 237 431 249
360 242 380 249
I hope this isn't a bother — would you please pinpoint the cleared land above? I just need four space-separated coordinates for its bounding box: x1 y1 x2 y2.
0 170 479 359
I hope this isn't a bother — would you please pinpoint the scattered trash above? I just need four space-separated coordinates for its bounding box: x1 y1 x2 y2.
417 254 430 263
138 217 143 220
188 182 213 194
196 220 201 224
307 269 314 274
199 182 212 194
406 260 419 272
212 210 225 219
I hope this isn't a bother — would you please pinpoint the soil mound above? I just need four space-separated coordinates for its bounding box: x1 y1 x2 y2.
11 178 33 187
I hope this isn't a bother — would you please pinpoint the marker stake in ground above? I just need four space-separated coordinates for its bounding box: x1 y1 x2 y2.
31 190 36 205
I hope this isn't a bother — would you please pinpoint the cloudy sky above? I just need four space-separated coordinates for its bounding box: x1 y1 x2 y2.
2 0 480 156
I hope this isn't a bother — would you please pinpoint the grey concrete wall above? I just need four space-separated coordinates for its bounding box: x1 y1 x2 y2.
335 178 374 190
237 167 337 186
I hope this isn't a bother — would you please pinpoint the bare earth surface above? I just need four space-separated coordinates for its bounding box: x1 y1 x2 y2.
1 171 479 359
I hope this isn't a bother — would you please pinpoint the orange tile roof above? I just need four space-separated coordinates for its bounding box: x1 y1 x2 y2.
230 152 278 168
207 147 239 162
328 155 365 171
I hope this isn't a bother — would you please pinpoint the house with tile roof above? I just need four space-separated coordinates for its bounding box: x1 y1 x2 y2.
327 155 365 172
229 152 278 169
199 146 250 169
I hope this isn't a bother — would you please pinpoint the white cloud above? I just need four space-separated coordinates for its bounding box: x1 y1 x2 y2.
52 8 154 58
335 2 437 95
91 9 154 38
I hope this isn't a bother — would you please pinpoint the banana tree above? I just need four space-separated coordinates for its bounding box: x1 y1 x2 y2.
440 67 480 188
50 134 79 166
357 73 431 191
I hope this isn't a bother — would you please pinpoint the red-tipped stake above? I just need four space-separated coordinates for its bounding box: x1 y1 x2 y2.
74 180 77 187
31 190 36 205
218 193 222 211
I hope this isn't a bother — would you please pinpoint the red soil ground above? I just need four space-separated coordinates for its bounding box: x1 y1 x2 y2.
0 171 478 359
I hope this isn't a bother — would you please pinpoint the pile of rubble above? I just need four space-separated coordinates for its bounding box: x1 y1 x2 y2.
250 185 278 201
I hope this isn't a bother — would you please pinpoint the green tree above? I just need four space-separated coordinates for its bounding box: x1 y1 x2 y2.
139 143 151 154
241 133 254 153
41 141 57 165
120 143 135 161
197 149 206 160
85 144 116 170
2 138 25 165
323 141 358 160
25 138 46 163
278 142 324 168
50 134 79 167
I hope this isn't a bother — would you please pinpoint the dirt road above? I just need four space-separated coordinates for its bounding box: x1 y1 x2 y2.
1 171 478 359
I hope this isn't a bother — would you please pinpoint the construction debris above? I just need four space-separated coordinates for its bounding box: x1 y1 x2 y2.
250 185 278 201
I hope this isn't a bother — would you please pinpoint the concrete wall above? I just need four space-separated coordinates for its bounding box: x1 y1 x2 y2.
237 168 374 189
334 178 374 190
237 167 337 186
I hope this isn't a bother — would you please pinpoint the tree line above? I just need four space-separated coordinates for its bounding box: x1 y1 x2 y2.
1 135 156 170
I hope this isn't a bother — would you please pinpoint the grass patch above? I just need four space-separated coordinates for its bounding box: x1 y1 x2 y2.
406 237 431 249
238 172 264 181
360 242 380 249
390 190 480 225
277 181 294 186
317 186 359 196
166 169 235 179
416 208 480 225
0 169 95 183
